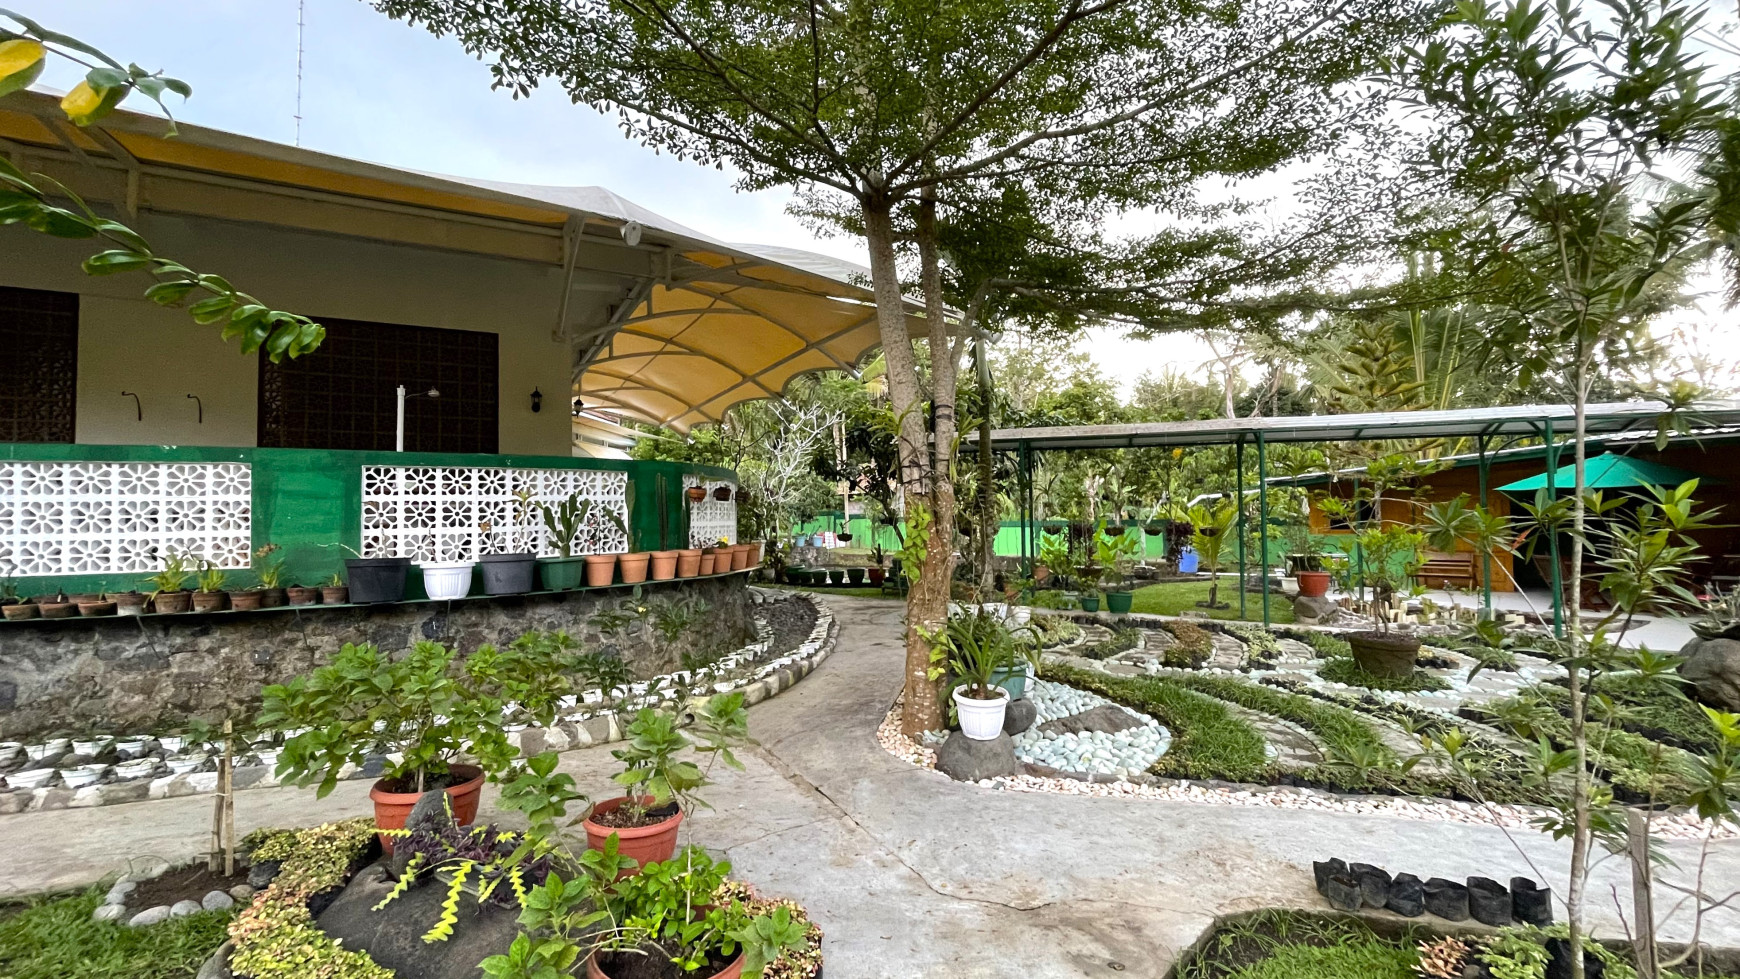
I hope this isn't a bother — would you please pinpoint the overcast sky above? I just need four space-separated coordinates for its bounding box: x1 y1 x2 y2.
28 1 1735 397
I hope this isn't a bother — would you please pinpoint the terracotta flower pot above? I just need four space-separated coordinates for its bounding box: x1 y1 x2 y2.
686 487 708 502
583 553 617 587
39 602 78 619
730 544 752 571
583 796 683 870
320 585 349 605
113 591 148 616
1346 631 1422 678
676 549 702 577
259 587 287 608
153 591 192 613
699 551 717 575
867 568 885 585
618 552 651 584
228 590 265 611
1296 570 1331 598
77 600 117 617
370 764 484 851
192 591 228 612
2 602 40 621
649 550 680 580
712 486 732 501
286 586 320 606
588 950 743 979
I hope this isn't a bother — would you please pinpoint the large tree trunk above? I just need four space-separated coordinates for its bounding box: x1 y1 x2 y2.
914 191 959 730
861 197 947 734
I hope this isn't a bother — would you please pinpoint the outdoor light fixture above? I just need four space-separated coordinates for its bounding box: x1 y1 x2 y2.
531 387 543 413
621 220 643 247
395 384 439 452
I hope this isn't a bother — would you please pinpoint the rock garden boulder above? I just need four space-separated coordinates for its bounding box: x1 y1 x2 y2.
1037 704 1144 738
1679 636 1740 711
1293 595 1338 623
934 731 1021 782
1002 697 1038 736
316 861 523 979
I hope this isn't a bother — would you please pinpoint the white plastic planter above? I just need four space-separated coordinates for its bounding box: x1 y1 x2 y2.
25 738 68 760
952 685 1011 741
0 742 19 764
7 768 55 789
113 759 158 781
420 561 476 600
60 764 107 788
156 736 185 754
166 754 208 776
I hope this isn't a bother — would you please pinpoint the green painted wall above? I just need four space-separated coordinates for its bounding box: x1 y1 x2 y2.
0 443 734 596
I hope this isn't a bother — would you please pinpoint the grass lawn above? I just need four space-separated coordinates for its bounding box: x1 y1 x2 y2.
0 887 233 979
1128 579 1296 624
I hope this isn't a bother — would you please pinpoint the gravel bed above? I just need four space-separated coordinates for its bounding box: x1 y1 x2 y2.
1012 679 1171 777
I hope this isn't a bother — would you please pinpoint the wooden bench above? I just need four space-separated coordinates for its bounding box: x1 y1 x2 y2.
1416 551 1478 590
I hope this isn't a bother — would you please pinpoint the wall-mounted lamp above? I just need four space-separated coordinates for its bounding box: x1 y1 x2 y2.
186 393 204 424
531 388 543 413
120 391 141 421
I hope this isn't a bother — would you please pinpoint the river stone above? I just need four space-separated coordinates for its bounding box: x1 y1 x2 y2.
227 884 256 903
104 879 136 905
317 861 523 979
128 905 172 927
1037 704 1145 738
170 899 202 917
1002 698 1038 736
934 731 1020 782
202 889 235 911
1680 636 1740 711
92 902 127 922
247 860 281 889
1293 595 1338 623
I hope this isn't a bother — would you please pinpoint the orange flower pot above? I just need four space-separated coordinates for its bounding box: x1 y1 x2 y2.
618 552 651 584
699 551 717 575
369 764 483 852
583 553 617 587
583 795 683 870
650 550 680 580
730 544 752 571
676 549 702 577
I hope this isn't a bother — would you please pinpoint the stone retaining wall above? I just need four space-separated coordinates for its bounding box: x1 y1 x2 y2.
0 574 755 740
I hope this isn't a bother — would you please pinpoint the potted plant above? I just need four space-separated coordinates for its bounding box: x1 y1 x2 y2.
583 692 751 869
480 495 538 594
325 543 410 604
112 590 148 615
419 556 476 600
676 547 703 577
77 594 117 616
319 572 348 605
619 549 652 583
847 567 865 585
1343 524 1427 677
193 562 229 612
537 492 593 590
254 543 288 607
699 546 718 575
1186 500 1238 609
1097 523 1140 614
938 608 1023 739
259 635 577 847
712 485 733 502
229 578 265 611
286 582 320 606
686 485 708 503
650 550 680 580
146 550 195 613
1282 524 1332 597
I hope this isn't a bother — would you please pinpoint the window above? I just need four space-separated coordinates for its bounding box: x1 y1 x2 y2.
258 318 498 453
0 286 78 443
1326 498 1377 531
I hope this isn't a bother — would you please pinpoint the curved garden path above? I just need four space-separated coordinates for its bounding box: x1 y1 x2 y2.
3 595 1738 978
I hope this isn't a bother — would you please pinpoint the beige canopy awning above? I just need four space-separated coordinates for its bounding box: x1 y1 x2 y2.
0 90 927 431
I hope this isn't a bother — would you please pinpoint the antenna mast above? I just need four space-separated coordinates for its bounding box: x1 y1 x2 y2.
294 0 306 146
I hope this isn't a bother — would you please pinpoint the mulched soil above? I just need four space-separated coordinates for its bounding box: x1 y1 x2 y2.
590 800 679 829
762 595 819 657
594 942 737 979
128 862 252 910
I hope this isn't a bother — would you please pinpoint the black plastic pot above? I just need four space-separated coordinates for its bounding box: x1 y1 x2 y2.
1350 862 1391 909
1312 858 1348 895
1510 876 1553 926
1546 938 1605 979
1423 877 1470 921
479 553 535 595
1323 874 1363 911
1386 872 1425 917
1347 630 1422 678
344 557 410 604
1467 876 1512 927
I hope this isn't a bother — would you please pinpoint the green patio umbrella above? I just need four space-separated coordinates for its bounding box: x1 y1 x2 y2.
1497 453 1717 493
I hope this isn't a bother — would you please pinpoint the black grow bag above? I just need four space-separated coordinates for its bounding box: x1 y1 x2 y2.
345 557 410 603
479 553 535 595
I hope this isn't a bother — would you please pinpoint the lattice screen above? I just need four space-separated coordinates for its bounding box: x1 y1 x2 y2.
361 466 630 561
683 475 738 547
0 461 252 575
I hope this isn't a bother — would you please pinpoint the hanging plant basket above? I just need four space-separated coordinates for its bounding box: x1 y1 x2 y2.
686 487 708 503
712 486 733 501
734 488 750 505
837 532 853 542
1144 522 1164 536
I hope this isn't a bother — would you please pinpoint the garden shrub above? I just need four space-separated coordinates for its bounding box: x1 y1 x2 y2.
1224 624 1284 669
1468 695 1698 803
1317 656 1450 693
229 819 391 979
1163 621 1214 668
1278 629 1351 659
1079 627 1140 660
1043 664 1271 781
1029 615 1083 648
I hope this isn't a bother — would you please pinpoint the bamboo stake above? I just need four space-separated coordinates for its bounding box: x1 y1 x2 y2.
223 717 236 877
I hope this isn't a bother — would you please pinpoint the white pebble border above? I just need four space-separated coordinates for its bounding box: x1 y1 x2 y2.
0 590 835 815
875 690 1733 840
1011 678 1171 778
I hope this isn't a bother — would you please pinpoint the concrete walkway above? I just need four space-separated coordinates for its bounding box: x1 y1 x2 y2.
2 595 1736 978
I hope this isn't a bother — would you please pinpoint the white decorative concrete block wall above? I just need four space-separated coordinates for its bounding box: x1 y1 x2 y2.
360 465 630 561
0 461 252 576
683 475 738 547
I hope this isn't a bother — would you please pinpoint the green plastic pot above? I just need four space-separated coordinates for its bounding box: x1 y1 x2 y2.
990 666 1031 701
1105 590 1134 614
1078 594 1101 612
847 568 866 585
537 556 587 591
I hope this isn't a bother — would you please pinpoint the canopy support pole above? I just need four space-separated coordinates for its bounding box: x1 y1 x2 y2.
1236 439 1247 621
1019 442 1035 579
1477 435 1493 620
1257 432 1270 627
1543 425 1565 638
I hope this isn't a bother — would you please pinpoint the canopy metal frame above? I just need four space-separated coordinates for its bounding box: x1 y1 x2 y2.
988 401 1740 632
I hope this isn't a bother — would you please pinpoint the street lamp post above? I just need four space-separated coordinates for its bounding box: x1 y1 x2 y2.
395 384 439 452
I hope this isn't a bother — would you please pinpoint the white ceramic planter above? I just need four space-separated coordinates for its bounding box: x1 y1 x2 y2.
253 747 282 769
25 738 69 760
60 764 107 788
420 561 476 600
113 759 158 780
157 735 185 754
0 742 19 764
115 739 150 759
7 768 56 789
166 754 208 775
72 737 111 756
952 685 1011 741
